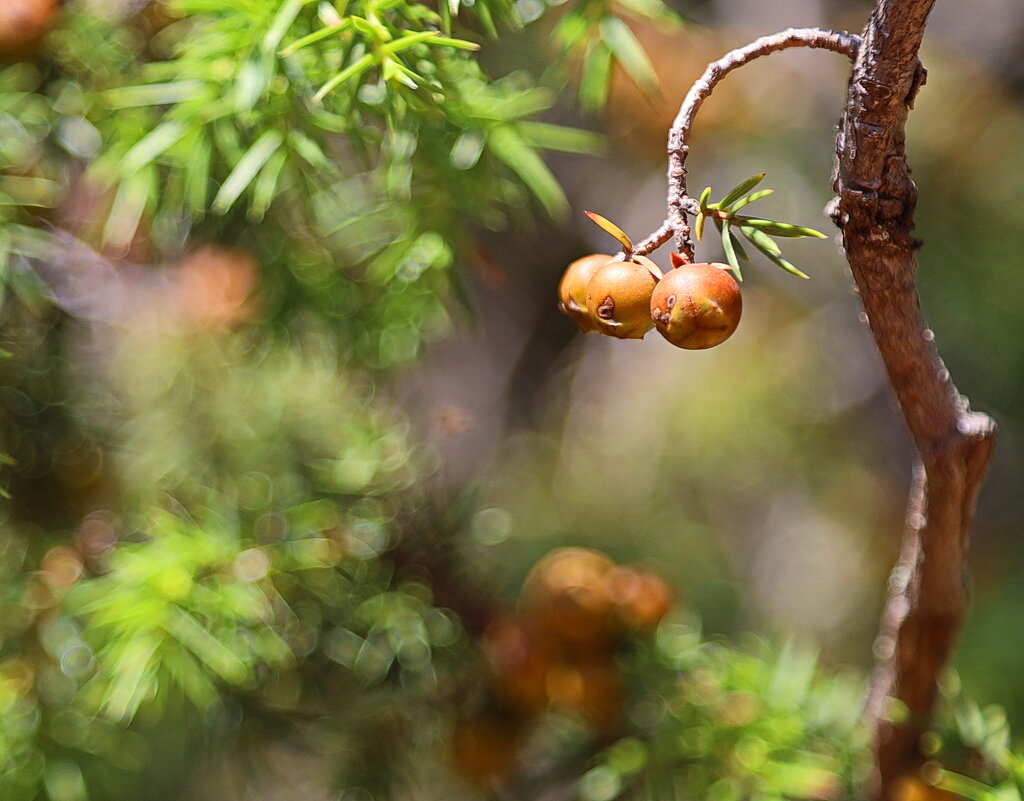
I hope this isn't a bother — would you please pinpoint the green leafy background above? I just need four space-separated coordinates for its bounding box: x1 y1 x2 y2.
1 0 1023 799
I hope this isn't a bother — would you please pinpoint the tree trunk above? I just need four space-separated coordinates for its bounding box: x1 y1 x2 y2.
831 2 997 798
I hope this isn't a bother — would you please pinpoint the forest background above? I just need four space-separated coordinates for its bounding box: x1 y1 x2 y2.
0 0 1023 799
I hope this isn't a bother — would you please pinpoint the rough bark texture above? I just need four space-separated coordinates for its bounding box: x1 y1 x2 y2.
831 1 997 797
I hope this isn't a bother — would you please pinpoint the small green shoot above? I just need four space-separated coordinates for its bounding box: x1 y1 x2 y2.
693 174 827 280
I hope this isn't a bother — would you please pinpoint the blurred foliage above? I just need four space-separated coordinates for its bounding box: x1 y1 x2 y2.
582 636 1024 801
585 624 869 801
0 0 640 796
0 0 702 798
0 0 1022 800
545 0 682 111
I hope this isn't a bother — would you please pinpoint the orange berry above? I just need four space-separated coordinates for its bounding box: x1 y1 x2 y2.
544 656 624 735
177 245 258 327
451 713 521 786
892 775 961 801
520 548 616 649
482 618 552 716
0 0 58 58
585 256 661 339
558 253 614 333
650 262 741 349
604 567 673 632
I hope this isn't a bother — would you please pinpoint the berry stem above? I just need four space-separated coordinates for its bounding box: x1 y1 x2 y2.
632 27 861 260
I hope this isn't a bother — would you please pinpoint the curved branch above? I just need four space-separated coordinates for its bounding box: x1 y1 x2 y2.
831 2 997 797
633 28 861 259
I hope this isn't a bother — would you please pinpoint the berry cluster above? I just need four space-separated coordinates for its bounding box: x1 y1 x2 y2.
451 548 672 785
558 176 827 348
559 252 742 349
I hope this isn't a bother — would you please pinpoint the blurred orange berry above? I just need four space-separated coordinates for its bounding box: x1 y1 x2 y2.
450 713 521 786
520 548 617 650
177 245 258 327
892 775 961 801
482 617 553 717
544 656 624 734
0 0 58 59
604 566 673 632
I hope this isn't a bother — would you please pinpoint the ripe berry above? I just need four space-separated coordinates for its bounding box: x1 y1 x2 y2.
650 262 742 349
558 253 613 333
585 256 661 339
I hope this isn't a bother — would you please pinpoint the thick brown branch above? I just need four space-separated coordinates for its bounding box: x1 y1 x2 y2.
832 2 996 797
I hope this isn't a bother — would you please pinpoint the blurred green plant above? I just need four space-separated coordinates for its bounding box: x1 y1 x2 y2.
578 630 1024 801
0 1 1018 800
0 64 67 302
0 0 667 797
547 0 682 111
579 622 870 801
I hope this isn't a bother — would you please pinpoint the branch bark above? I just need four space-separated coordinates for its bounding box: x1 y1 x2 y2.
634 28 861 259
831 2 997 797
